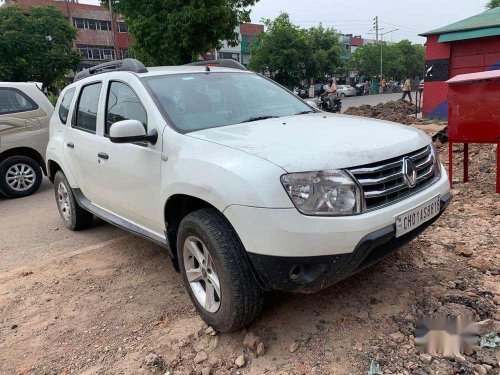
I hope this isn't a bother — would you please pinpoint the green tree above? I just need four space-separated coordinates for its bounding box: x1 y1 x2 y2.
305 25 342 81
249 14 342 87
0 5 81 88
486 0 500 8
347 40 424 81
249 13 310 88
104 0 258 65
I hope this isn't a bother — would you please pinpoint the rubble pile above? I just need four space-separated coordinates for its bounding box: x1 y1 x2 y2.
345 100 429 124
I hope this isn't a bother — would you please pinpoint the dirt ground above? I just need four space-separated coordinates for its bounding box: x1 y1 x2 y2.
0 141 499 375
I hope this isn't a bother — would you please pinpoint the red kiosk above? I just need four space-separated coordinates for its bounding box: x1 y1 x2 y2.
447 70 500 193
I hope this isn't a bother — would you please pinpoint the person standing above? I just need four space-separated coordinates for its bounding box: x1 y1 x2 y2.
363 80 370 95
381 78 387 94
402 76 412 102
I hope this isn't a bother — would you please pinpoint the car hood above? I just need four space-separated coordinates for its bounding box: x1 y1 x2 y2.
187 113 430 172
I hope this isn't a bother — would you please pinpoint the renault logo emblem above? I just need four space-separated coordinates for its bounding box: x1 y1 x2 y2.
403 157 417 188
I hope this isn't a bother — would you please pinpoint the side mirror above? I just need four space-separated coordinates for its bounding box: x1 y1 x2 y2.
109 119 158 145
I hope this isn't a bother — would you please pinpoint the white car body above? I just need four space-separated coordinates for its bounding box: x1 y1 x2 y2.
46 60 451 329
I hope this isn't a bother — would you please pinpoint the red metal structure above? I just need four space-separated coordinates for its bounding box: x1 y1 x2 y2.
447 70 500 193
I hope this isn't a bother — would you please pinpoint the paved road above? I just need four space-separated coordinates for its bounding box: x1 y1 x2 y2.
341 93 403 113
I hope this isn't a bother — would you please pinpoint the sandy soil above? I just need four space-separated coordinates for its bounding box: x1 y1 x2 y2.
0 143 498 375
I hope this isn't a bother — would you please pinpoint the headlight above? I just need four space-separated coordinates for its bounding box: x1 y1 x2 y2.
281 170 362 216
430 143 442 179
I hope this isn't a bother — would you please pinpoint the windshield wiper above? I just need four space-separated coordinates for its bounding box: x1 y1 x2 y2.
242 115 280 123
294 110 314 115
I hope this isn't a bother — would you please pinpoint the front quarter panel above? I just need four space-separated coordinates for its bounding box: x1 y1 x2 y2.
162 128 294 212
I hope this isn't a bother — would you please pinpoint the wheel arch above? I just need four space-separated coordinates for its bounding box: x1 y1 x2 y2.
0 147 46 175
47 159 63 183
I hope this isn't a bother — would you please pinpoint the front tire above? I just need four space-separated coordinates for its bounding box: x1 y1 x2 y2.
54 171 94 231
0 156 43 198
177 208 264 332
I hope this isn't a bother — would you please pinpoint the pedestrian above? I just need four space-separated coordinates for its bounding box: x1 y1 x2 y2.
363 80 370 95
402 76 412 102
381 78 387 94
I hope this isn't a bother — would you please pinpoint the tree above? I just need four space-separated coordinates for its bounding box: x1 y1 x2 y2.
486 0 500 8
249 14 342 87
0 5 81 88
103 0 258 65
305 25 342 81
347 40 424 81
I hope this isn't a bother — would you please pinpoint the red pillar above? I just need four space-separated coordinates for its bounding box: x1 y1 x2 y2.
464 143 469 183
449 142 453 188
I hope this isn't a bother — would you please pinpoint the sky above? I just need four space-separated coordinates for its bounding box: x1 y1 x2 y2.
78 0 487 44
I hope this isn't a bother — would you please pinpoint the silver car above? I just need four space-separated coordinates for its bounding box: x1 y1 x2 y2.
0 82 53 198
337 85 357 97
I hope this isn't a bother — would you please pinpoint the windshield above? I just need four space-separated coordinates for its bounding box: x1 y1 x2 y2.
143 72 312 132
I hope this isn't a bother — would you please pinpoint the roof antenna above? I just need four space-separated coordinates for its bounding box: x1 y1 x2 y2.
205 65 211 72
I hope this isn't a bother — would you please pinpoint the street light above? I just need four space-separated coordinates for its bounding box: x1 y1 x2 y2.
379 29 398 81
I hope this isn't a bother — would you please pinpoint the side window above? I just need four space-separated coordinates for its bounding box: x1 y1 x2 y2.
74 83 102 133
0 88 38 115
105 81 147 135
58 88 76 124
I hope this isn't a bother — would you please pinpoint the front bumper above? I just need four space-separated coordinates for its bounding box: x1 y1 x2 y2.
247 192 452 293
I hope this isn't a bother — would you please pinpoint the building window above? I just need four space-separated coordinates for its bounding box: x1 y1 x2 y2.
77 45 116 61
117 22 128 33
120 48 130 59
73 18 111 31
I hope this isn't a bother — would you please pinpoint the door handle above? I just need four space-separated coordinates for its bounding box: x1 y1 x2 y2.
98 152 109 160
66 142 74 149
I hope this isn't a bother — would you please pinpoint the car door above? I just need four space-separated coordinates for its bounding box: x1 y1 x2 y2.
63 81 105 203
97 77 164 236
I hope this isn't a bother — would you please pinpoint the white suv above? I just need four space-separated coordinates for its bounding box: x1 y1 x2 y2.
47 59 451 332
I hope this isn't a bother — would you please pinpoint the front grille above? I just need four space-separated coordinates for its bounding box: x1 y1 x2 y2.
348 146 439 211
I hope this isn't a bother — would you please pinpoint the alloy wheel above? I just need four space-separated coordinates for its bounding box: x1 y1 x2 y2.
57 182 72 222
5 163 36 192
183 236 221 313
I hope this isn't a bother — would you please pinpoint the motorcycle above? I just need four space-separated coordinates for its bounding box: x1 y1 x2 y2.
319 94 342 113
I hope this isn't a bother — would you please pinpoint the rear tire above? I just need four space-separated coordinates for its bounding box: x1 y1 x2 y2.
54 171 94 231
0 156 43 198
177 208 264 332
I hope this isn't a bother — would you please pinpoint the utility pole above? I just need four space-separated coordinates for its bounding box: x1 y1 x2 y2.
373 16 379 42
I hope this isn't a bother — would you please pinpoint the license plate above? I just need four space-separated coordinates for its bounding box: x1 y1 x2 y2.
395 195 441 237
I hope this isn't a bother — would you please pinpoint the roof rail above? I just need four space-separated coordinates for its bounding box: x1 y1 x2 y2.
186 59 248 71
74 58 148 82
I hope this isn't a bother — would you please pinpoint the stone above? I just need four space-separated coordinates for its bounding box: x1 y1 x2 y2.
243 331 260 350
256 342 266 357
298 333 311 342
389 332 405 343
235 355 245 368
201 368 211 375
194 351 208 364
474 365 487 375
453 352 466 362
455 243 473 257
206 326 217 336
493 295 500 305
466 319 495 336
144 353 160 367
419 354 433 364
289 342 300 353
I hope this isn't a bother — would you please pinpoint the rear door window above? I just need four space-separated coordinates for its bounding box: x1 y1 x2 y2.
58 88 76 124
0 88 38 115
74 83 102 133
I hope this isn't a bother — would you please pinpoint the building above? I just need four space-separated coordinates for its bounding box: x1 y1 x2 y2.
420 7 500 119
4 0 132 70
339 34 376 62
209 23 264 66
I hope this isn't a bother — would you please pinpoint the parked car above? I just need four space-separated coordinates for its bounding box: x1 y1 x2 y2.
314 83 326 97
337 85 357 97
0 82 53 198
293 86 309 99
47 59 451 332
